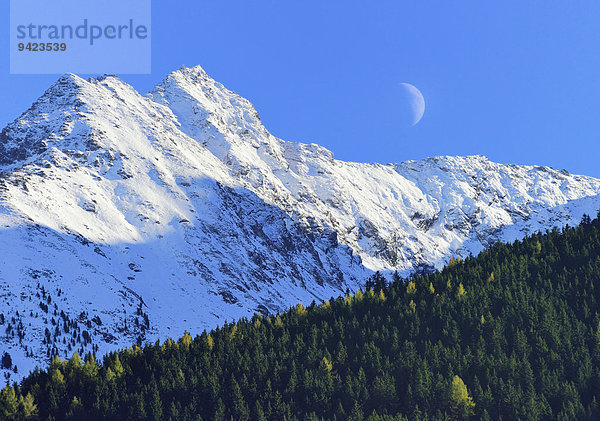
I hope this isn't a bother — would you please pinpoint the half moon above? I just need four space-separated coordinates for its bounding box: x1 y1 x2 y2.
399 83 425 126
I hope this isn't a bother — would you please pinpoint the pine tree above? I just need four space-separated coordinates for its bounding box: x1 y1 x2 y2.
254 400 267 421
148 385 163 421
213 398 225 421
230 376 250 420
449 375 475 419
0 386 18 419
65 396 83 419
348 401 364 421
1 352 12 369
129 392 147 420
20 393 37 419
457 283 466 298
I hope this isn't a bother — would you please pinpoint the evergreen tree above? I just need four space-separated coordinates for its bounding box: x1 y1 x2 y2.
449 375 475 419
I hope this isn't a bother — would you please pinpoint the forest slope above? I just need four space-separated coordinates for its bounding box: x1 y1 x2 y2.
4 214 600 420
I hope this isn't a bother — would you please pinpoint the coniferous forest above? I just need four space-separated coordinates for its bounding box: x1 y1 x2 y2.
4 214 600 420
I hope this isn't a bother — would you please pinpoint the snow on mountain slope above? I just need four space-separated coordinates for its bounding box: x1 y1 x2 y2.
1 65 600 381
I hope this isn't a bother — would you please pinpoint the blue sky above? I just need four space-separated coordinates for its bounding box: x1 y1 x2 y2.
2 1 600 177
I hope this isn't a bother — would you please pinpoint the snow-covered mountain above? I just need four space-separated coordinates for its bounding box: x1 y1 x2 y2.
1 65 600 381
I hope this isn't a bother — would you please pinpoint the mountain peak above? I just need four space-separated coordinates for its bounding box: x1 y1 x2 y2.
153 64 213 93
148 64 266 146
37 73 88 104
0 72 165 168
0 74 91 167
177 64 209 76
56 72 86 83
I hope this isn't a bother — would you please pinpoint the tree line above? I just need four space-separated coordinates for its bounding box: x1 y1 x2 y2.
4 212 600 420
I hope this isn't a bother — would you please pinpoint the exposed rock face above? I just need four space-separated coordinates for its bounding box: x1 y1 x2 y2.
1 65 599 380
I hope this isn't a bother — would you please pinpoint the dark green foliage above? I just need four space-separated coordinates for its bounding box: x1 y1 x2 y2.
5 215 600 420
1 352 12 370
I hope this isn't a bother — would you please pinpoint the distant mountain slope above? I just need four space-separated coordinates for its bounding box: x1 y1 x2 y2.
1 65 599 381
